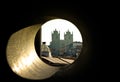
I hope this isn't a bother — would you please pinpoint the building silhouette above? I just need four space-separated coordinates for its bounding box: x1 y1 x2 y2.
49 29 75 57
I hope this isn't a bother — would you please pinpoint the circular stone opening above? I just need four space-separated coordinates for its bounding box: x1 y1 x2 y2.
35 18 83 67
6 18 84 80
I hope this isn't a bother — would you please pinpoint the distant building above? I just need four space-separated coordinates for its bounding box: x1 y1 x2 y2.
49 29 73 56
66 42 82 58
49 29 82 58
73 41 82 48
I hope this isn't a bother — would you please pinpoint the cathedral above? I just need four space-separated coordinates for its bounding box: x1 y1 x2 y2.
49 29 73 56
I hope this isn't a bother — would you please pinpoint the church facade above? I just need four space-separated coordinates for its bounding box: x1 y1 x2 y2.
49 29 73 57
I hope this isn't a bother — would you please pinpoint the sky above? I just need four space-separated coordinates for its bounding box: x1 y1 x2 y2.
41 19 83 45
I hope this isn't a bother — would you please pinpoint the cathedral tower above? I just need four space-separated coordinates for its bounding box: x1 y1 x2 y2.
50 29 60 56
64 30 73 46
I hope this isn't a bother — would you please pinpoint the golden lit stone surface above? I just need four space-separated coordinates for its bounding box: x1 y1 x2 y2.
6 24 59 80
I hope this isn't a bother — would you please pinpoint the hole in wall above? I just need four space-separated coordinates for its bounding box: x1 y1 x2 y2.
6 17 85 80
35 18 83 67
